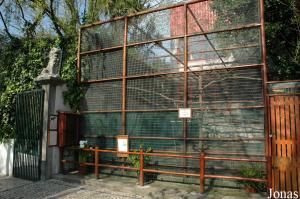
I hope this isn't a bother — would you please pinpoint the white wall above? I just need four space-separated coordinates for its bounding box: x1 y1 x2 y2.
0 139 14 176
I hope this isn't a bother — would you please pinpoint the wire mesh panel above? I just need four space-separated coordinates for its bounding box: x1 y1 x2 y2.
80 81 122 111
127 39 184 76
127 112 182 137
80 113 122 137
188 68 263 108
81 20 124 52
188 109 264 139
87 138 117 150
128 6 184 43
145 156 186 172
126 74 184 110
81 50 123 81
187 29 262 70
187 140 265 156
187 0 260 34
130 139 184 152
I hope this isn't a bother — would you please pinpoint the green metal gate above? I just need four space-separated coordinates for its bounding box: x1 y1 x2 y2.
13 89 44 181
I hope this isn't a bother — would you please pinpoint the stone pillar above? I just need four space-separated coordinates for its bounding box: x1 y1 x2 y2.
36 78 71 180
35 47 71 180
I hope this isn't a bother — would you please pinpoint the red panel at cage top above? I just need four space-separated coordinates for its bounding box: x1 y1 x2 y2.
170 1 216 36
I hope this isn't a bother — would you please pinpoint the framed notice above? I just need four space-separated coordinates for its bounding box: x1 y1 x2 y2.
117 135 129 157
178 108 192 119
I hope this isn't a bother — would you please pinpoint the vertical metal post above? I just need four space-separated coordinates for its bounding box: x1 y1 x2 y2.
95 147 99 179
183 3 188 169
259 0 271 190
77 28 82 84
200 152 205 193
122 17 128 135
139 150 144 186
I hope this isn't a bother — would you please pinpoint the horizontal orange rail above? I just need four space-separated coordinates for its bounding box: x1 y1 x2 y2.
61 147 267 193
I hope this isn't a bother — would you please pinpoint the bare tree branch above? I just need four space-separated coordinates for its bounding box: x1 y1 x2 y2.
15 0 26 22
44 0 64 40
0 8 14 40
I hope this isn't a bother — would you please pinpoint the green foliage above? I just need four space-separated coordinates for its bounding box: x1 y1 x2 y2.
85 0 149 21
239 166 266 192
79 150 93 163
127 145 152 170
211 0 261 65
0 0 149 143
61 52 84 112
0 36 53 142
265 0 300 80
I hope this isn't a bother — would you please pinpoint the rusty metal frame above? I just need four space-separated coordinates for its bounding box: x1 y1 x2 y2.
122 17 128 135
258 0 271 189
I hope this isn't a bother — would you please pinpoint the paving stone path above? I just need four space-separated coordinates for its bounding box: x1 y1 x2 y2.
0 177 143 199
0 175 266 199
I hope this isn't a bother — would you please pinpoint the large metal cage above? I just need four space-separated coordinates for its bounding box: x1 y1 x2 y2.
73 0 268 184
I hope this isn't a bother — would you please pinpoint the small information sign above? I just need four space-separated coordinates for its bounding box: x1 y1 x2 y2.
117 135 129 157
178 108 192 118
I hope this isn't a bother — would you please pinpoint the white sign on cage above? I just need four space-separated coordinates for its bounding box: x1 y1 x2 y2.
117 135 129 157
178 108 192 119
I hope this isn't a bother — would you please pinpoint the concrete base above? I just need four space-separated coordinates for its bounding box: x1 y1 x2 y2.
0 140 14 176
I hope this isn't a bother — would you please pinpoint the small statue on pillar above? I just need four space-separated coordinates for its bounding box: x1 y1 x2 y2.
36 47 62 81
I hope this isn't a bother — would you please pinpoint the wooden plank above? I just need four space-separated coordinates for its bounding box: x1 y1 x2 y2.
285 97 292 191
290 97 296 157
285 97 291 155
269 97 275 190
275 96 281 145
273 97 280 191
275 158 281 191
279 96 286 191
288 97 298 192
296 97 300 192
280 96 286 144
295 97 300 161
291 158 298 192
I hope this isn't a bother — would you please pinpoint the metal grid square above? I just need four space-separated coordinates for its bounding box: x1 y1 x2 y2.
187 109 264 138
187 0 260 34
80 113 122 137
187 68 263 108
126 74 184 110
80 81 122 111
128 6 184 43
81 50 123 81
81 20 125 52
126 112 183 137
187 28 262 70
127 39 184 76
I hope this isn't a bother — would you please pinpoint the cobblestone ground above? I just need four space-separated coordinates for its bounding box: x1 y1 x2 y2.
0 176 144 199
0 175 266 199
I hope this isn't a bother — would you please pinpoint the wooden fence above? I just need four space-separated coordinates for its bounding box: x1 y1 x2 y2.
269 94 300 192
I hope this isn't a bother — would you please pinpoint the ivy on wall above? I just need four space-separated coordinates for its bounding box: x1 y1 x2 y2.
0 37 54 142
